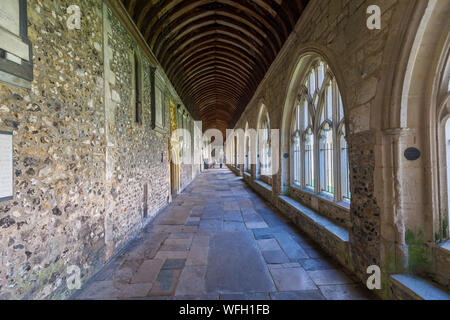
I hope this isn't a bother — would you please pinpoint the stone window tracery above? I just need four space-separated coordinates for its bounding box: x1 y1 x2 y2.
290 59 349 202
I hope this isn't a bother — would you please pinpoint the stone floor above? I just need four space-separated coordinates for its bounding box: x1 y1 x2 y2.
72 168 374 300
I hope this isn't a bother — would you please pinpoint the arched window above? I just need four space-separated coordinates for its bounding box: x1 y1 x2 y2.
260 114 271 176
340 125 350 200
257 105 271 178
304 129 314 188
290 59 349 202
245 135 250 172
319 124 333 194
234 135 238 168
437 61 450 242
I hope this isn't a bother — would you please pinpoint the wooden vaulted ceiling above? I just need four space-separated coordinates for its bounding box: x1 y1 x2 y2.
121 0 309 134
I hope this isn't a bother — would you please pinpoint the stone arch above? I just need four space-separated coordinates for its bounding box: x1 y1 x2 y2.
279 47 348 194
377 0 450 278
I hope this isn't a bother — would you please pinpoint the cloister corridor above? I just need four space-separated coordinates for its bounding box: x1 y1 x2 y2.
72 168 374 300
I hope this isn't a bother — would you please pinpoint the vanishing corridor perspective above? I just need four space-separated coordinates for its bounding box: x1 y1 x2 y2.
73 168 373 300
0 0 449 300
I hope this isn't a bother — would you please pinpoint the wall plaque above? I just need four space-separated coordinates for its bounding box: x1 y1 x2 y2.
0 131 13 201
0 0 33 88
404 147 421 161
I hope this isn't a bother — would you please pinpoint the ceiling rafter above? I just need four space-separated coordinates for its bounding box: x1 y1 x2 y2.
123 0 307 135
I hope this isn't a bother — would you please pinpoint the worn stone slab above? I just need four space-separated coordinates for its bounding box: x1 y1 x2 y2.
257 239 281 251
206 231 276 293
175 266 207 296
262 250 290 264
307 269 355 286
131 259 164 284
223 210 243 222
76 281 121 300
270 290 325 300
269 267 317 291
253 228 274 240
223 221 247 232
119 283 153 298
186 245 209 266
272 232 309 260
162 259 186 270
245 221 269 229
154 251 189 260
199 219 223 231
299 258 336 271
319 284 373 300
191 234 210 248
148 269 182 296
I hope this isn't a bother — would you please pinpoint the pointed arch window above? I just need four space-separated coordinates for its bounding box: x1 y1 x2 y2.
304 129 315 188
258 108 271 178
289 58 350 203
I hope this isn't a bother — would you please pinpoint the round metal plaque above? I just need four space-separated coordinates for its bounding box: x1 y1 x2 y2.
404 147 421 161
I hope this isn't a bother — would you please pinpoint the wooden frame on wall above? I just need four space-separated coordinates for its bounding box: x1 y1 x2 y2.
150 67 166 133
0 0 33 89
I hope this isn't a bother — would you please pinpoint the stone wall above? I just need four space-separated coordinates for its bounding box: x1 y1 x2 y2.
0 0 197 300
230 0 448 299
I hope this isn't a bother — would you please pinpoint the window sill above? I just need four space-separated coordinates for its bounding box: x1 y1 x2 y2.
437 239 450 252
255 179 272 192
290 185 350 212
279 195 349 242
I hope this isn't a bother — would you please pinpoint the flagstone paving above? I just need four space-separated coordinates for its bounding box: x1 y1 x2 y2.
72 168 374 300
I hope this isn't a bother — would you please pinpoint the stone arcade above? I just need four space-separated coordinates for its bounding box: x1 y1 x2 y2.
0 0 449 300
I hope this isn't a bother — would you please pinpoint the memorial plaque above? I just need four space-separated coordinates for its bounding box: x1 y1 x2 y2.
0 0 20 36
155 86 163 128
404 147 421 161
0 131 13 201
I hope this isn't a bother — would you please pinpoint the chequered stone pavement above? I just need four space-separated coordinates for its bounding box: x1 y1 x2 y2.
72 168 374 300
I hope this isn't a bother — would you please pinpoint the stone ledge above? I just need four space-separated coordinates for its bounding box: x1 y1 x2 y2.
438 239 450 251
255 179 272 192
277 195 352 271
390 274 450 300
227 165 241 176
279 195 349 242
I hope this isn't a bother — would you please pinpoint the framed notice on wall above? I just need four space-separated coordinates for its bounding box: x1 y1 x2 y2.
0 131 13 202
150 66 166 133
0 0 33 89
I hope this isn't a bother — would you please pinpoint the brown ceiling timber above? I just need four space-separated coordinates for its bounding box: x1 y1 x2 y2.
163 37 270 84
155 17 270 59
151 9 279 55
171 49 257 82
166 41 266 81
158 29 271 71
122 0 307 131
152 12 278 58
178 66 253 93
201 105 235 118
184 73 246 96
180 59 256 89
141 0 287 46
194 87 242 105
202 110 233 123
197 98 239 115
157 25 272 71
194 92 241 111
123 0 138 16
187 75 245 97
178 68 252 99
